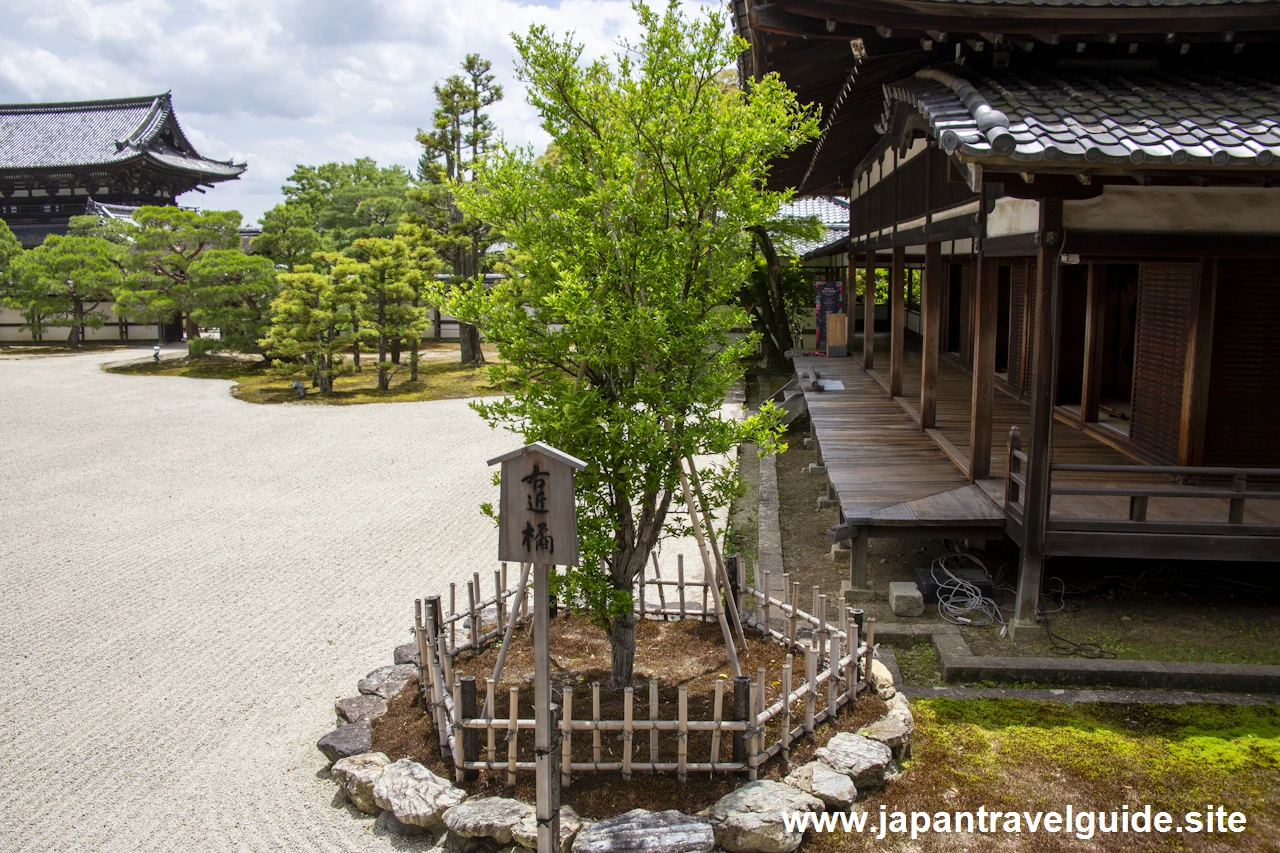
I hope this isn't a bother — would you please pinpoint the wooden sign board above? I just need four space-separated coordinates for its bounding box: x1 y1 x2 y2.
487 442 585 567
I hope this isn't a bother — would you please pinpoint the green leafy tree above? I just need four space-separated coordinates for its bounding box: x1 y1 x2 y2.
430 2 818 686
260 260 363 394
410 53 504 366
281 159 411 250
251 203 325 270
343 237 427 390
0 221 34 336
2 235 123 346
188 250 279 357
113 207 243 354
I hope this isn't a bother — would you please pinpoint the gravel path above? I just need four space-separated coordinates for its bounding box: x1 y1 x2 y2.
0 349 719 852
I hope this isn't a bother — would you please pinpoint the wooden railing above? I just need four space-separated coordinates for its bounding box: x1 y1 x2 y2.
1000 424 1280 554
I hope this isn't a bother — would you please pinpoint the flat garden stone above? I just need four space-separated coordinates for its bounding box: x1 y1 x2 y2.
444 797 533 845
858 715 912 760
336 695 388 724
513 805 585 853
374 809 433 837
888 582 924 617
395 642 422 666
572 809 715 853
332 751 391 814
359 664 417 700
816 733 894 790
373 758 467 829
784 760 856 810
868 659 896 700
708 780 823 853
317 720 372 764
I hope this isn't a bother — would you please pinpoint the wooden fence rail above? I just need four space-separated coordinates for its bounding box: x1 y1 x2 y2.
411 561 872 785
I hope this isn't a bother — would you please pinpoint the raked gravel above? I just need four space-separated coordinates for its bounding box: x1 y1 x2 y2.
0 347 718 852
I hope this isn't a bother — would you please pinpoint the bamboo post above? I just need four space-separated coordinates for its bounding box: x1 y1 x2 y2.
804 644 816 734
423 599 449 754
651 553 667 618
649 680 660 768
685 455 747 644
734 554 747 624
467 580 479 657
486 678 497 772
842 608 856 702
484 562 532 717
761 569 771 636
789 582 800 647
710 678 724 767
701 576 710 621
818 593 829 671
592 682 602 765
865 617 877 682
439 629 454 694
495 568 505 632
460 676 480 782
507 685 519 788
561 686 573 788
755 666 767 780
623 687 634 780
731 676 749 764
829 634 842 718
453 678 465 783
781 655 793 767
747 681 759 781
414 599 429 698
449 583 457 650
678 683 689 783
502 561 509 595
812 586 820 624
678 469 743 677
677 555 686 620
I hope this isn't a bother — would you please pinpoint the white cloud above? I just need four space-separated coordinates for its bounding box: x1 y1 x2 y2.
0 0 724 224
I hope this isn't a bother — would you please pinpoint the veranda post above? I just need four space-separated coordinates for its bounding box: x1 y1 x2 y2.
488 442 586 853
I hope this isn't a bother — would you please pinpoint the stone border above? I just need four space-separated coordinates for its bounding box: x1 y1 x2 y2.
875 623 1280 695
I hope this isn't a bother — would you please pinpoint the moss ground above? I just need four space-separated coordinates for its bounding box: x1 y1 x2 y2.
104 342 500 404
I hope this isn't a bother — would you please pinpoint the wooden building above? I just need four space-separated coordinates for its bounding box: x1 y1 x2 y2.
0 93 245 342
737 0 1280 636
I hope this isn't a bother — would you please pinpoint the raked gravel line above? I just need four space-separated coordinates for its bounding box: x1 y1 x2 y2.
0 348 717 853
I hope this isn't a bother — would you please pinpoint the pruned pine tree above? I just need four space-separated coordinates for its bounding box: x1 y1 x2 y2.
251 203 325 271
431 2 819 686
343 237 427 391
260 263 362 394
3 235 122 346
113 207 243 354
188 250 279 358
410 53 503 367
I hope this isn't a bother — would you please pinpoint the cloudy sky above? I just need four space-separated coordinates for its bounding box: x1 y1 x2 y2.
0 0 717 225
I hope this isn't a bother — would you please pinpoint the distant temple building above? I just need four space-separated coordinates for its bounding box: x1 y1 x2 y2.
0 92 246 341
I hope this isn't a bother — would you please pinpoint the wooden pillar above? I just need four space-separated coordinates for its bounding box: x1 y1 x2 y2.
845 252 858 356
921 241 942 428
889 247 906 397
969 253 998 481
1012 197 1063 638
863 253 877 367
533 562 560 852
848 526 869 591
1080 262 1105 424
1178 258 1218 466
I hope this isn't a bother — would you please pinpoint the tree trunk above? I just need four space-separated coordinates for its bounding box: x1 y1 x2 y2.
410 337 420 381
608 613 636 689
67 298 84 348
185 312 199 356
352 318 362 371
748 227 795 371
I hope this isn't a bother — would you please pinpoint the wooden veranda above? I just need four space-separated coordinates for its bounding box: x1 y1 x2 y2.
802 333 1280 597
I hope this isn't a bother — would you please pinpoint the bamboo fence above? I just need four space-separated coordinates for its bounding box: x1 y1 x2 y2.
411 561 873 786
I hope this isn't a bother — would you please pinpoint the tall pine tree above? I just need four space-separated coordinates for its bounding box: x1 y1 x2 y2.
409 54 503 367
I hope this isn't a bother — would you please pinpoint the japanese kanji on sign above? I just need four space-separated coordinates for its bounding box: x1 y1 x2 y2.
489 442 585 567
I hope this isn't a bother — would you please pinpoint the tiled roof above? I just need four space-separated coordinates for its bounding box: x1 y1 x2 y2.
781 195 849 227
0 93 245 179
880 69 1280 168
781 195 848 256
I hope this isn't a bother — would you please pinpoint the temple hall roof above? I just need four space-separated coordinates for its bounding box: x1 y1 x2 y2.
880 69 1280 169
0 93 245 180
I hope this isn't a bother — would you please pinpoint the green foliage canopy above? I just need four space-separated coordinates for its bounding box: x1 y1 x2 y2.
431 1 819 685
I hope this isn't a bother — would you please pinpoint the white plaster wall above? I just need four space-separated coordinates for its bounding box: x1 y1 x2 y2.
986 197 1041 237
1064 186 1280 233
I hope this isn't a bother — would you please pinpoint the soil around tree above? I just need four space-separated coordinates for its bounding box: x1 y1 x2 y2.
371 614 887 819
